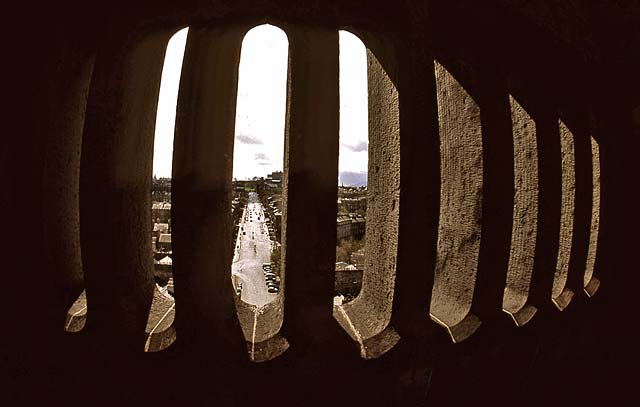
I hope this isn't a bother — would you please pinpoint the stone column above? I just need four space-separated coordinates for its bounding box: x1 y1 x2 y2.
80 28 174 352
171 25 248 358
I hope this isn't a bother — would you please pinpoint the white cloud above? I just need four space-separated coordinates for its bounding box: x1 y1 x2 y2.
232 24 288 180
236 133 263 145
342 140 368 152
152 26 369 184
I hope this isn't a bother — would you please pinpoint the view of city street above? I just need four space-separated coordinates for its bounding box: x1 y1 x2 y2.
61 24 367 354
232 192 278 307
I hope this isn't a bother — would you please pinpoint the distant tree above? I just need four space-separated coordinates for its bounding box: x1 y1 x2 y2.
335 238 364 264
335 245 349 263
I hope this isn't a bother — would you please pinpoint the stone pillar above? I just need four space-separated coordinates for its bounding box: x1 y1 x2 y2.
551 120 576 310
584 136 601 296
503 96 539 326
527 111 562 311
333 32 401 359
563 117 594 300
80 28 174 352
429 61 482 343
279 25 353 357
43 49 94 329
171 25 248 358
391 47 441 340
471 79 514 324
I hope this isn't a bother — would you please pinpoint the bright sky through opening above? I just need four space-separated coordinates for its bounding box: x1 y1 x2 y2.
152 26 368 185
153 27 188 178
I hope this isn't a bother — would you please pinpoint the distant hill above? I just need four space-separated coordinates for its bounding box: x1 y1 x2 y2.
339 171 367 187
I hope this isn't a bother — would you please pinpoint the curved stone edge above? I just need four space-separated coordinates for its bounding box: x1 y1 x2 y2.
65 311 87 333
584 277 600 298
584 136 601 294
234 294 284 344
64 291 87 333
144 286 177 352
429 61 483 339
503 303 537 327
145 326 177 353
247 334 290 363
430 312 481 343
502 95 539 327
361 326 400 360
552 120 576 302
333 304 400 359
233 291 287 362
552 288 574 311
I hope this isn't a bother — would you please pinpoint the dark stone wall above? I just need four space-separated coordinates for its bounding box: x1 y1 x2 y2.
6 0 637 405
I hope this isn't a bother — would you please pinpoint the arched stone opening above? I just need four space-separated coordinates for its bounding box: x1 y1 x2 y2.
230 23 290 362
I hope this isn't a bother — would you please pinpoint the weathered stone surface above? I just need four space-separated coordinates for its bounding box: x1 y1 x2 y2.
503 96 539 326
233 296 287 362
429 61 482 341
144 287 176 352
335 34 400 358
552 120 576 310
583 136 601 296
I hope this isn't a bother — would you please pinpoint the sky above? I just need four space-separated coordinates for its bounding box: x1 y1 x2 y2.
153 25 368 184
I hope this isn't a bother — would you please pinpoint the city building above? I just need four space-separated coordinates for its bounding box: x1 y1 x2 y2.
336 214 366 241
338 196 367 214
152 222 169 240
157 233 172 252
151 202 171 223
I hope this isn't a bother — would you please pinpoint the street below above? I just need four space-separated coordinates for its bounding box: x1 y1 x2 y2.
232 192 276 307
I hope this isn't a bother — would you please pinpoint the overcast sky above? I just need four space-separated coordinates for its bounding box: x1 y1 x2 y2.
153 25 368 183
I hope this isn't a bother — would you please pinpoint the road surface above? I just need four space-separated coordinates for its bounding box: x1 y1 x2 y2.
232 192 276 307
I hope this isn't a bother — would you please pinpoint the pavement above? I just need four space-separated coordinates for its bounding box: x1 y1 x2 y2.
232 192 277 307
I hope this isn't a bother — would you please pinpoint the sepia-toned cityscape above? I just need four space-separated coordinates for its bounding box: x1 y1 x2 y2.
65 26 370 346
14 1 631 405
150 172 367 307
